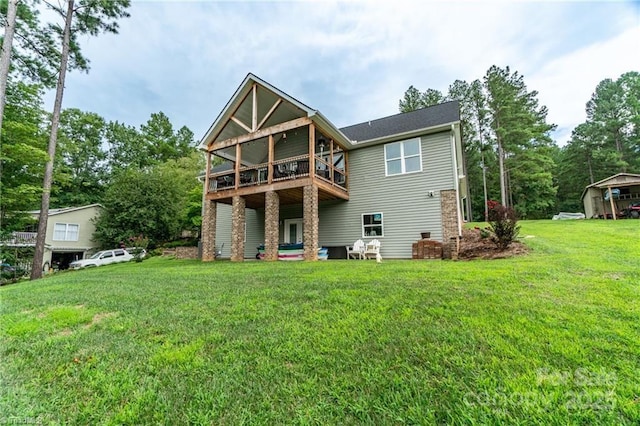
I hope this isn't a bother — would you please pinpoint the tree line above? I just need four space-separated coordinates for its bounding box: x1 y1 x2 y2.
1 79 202 246
555 72 640 211
3 1 638 279
1 0 202 280
399 66 639 220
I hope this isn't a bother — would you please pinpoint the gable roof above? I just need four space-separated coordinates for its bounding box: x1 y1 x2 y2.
581 173 640 200
200 74 461 159
340 101 460 144
586 173 640 189
199 73 353 152
28 204 103 217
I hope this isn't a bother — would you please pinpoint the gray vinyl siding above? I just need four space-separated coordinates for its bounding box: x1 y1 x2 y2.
213 130 455 259
318 131 454 258
214 203 301 259
215 204 264 259
271 127 309 161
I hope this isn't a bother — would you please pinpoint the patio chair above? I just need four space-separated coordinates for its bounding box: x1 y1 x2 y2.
346 239 365 259
364 239 382 263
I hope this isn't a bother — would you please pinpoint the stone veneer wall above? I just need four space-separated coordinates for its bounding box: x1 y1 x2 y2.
264 191 279 261
176 246 199 259
231 196 246 262
440 189 460 260
201 200 217 261
303 185 318 261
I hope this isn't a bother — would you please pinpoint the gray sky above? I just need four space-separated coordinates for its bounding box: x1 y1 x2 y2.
48 0 640 145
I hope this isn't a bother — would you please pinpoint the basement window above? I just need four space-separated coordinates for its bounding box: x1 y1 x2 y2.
362 213 384 238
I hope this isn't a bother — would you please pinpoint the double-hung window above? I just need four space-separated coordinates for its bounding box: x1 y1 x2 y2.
53 223 79 241
362 213 383 237
384 138 422 176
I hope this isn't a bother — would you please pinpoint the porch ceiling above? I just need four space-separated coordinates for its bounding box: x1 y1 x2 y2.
211 186 347 210
200 74 355 153
214 85 307 146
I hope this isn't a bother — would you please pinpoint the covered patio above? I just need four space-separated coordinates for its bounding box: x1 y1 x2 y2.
200 74 354 261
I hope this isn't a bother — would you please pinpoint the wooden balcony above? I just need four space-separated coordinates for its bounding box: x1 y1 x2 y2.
205 154 348 209
1 232 37 246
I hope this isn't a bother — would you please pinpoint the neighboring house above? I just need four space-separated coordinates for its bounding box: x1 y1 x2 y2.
2 204 103 270
581 173 640 219
199 74 467 260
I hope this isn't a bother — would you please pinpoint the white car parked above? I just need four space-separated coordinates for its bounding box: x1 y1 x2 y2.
69 249 133 269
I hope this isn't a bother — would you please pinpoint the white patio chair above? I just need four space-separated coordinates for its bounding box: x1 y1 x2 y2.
364 239 382 263
346 239 365 259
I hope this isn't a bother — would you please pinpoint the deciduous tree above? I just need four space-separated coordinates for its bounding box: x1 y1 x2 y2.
0 79 47 230
93 152 203 248
0 0 19 140
53 108 107 206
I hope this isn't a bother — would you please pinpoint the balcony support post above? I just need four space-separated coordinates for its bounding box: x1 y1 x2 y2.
231 195 246 261
201 200 217 261
264 191 279 261
303 185 318 261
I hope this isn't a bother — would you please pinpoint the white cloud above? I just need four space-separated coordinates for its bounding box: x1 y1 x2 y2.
45 0 639 146
529 25 640 145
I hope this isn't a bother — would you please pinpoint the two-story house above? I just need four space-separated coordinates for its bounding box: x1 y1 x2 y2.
2 204 102 271
199 74 467 261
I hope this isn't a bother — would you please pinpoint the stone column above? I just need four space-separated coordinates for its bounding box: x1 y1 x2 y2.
264 191 279 261
303 185 319 261
231 196 246 262
440 189 459 259
201 200 217 261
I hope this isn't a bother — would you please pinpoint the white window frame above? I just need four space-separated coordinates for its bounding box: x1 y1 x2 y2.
283 218 304 244
384 137 423 176
53 223 79 241
362 213 384 238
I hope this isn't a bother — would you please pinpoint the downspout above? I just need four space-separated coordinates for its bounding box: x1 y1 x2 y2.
450 124 462 237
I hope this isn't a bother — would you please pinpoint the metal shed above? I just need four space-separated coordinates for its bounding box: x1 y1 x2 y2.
581 173 640 219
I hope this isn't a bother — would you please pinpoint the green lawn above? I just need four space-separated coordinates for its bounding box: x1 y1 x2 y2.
1 220 639 425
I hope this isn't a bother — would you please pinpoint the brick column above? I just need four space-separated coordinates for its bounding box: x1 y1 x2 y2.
231 196 246 262
440 189 460 259
201 200 217 261
303 185 319 261
264 191 279 261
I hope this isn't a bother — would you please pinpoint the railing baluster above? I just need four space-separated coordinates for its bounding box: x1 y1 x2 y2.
206 153 347 193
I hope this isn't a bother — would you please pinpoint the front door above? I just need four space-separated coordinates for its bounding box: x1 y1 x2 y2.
284 219 303 244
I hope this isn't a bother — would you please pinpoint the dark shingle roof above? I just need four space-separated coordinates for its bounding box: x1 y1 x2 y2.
340 100 460 143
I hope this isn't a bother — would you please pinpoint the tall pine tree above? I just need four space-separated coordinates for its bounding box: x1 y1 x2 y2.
31 0 130 279
556 71 640 212
398 66 556 219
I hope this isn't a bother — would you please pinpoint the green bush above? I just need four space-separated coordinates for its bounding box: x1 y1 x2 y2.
149 248 164 257
161 239 198 248
128 235 149 263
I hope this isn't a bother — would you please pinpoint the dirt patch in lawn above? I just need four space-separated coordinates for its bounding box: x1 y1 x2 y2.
458 228 529 260
83 312 117 329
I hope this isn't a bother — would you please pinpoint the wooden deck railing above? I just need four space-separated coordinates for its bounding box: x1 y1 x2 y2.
1 232 38 246
314 156 346 189
207 154 347 193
